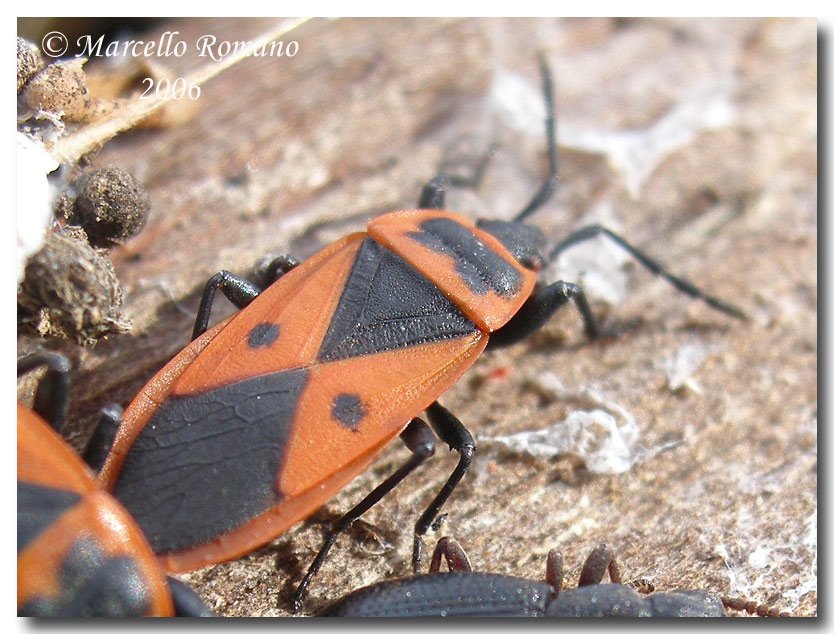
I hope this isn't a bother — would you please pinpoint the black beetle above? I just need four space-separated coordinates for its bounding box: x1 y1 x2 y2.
318 537 788 617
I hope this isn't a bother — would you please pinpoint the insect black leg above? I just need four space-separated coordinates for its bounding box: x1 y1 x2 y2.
419 175 447 209
428 536 472 573
82 404 123 472
192 271 262 340
550 224 748 320
292 418 437 612
488 280 603 349
412 402 475 573
577 544 622 586
262 255 301 287
167 577 216 617
17 352 71 432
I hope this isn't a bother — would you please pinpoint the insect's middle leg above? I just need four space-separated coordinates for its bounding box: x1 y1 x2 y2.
411 402 475 573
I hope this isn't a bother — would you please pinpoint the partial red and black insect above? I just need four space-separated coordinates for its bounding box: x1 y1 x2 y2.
17 352 212 617
81 55 746 610
319 537 789 618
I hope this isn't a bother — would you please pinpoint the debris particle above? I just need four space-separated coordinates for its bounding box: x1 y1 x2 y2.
659 342 720 393
23 58 92 122
16 132 59 282
17 37 44 93
18 229 131 345
70 167 151 247
481 372 641 474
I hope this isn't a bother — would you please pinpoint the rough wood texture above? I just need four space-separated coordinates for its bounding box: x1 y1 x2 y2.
19 18 816 616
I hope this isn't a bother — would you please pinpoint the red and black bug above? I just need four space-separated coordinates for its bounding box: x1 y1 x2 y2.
80 56 746 610
319 537 790 617
17 352 212 617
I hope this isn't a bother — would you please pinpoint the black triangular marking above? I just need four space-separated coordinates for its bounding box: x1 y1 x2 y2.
317 238 478 362
113 369 308 554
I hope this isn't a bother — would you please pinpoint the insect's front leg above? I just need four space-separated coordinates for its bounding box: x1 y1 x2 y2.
191 255 301 340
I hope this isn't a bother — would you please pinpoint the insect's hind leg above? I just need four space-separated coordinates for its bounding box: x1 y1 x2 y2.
261 255 300 286
292 418 437 612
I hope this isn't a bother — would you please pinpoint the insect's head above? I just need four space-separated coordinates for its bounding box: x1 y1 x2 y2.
476 219 547 272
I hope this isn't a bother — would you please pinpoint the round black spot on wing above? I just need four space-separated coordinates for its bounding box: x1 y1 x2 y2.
331 394 365 430
17 481 81 553
18 537 152 617
407 218 523 297
112 369 309 554
248 322 280 348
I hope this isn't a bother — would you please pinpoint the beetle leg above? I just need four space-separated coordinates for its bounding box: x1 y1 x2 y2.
191 271 263 340
550 224 748 320
429 536 472 573
412 402 476 573
292 418 437 612
18 352 71 433
82 404 123 472
721 595 791 617
545 550 565 598
488 280 604 348
577 544 622 586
